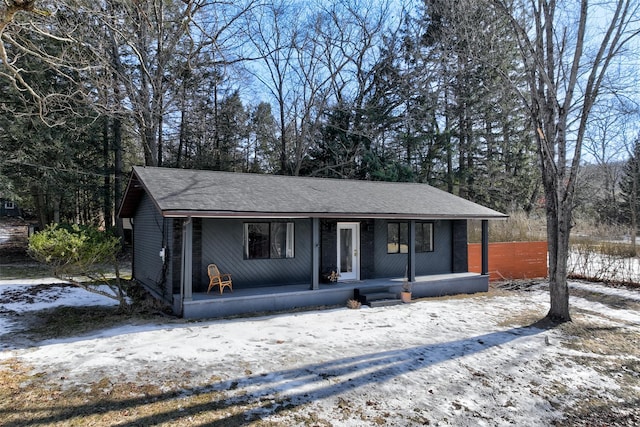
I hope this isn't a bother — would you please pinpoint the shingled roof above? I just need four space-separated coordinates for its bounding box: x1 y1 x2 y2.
118 166 507 220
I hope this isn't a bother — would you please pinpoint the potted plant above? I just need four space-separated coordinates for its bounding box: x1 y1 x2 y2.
401 276 412 303
321 269 340 284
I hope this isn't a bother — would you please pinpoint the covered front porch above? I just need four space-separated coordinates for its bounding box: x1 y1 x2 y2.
175 272 488 319
176 218 492 318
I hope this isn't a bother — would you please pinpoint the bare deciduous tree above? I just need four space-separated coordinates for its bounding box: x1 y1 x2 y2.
0 1 48 101
0 1 98 122
494 0 640 322
244 0 301 175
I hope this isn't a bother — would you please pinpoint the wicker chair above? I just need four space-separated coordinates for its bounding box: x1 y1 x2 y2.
207 264 233 294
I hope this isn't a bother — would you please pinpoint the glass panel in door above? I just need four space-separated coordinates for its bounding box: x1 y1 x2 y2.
340 228 353 273
337 222 359 281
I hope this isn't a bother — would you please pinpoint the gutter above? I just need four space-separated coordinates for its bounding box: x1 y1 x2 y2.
160 210 509 221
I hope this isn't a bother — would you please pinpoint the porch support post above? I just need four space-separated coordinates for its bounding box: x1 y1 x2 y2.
408 220 416 282
311 217 320 290
481 219 489 276
181 217 193 302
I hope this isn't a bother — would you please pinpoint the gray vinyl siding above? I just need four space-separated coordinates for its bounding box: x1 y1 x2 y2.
451 220 468 273
133 193 173 301
373 219 452 278
200 218 312 289
416 220 452 275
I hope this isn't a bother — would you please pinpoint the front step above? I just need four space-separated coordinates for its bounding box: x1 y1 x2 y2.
355 288 402 307
368 298 403 308
364 292 397 301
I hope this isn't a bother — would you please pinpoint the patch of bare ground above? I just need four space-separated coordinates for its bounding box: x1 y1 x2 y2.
571 286 640 312
492 279 640 426
1 356 332 427
0 282 175 350
551 311 640 426
492 279 548 292
0 358 263 426
14 306 165 345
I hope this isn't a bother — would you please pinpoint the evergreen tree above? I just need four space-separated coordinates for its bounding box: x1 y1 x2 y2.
0 30 107 227
215 91 249 172
403 0 538 210
246 102 278 173
620 136 640 254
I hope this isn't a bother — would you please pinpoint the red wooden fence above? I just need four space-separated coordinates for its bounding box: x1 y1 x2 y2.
468 241 548 281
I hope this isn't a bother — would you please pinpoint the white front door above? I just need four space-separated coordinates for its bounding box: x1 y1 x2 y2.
337 222 360 281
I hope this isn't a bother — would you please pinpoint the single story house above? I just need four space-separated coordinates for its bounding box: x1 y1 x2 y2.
118 166 506 318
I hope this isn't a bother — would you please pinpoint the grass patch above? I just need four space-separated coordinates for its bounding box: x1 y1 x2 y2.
0 263 51 280
552 315 640 426
468 210 546 243
496 309 548 328
570 237 638 258
491 288 640 426
558 316 640 357
554 396 640 427
0 358 313 427
570 287 640 312
24 306 157 342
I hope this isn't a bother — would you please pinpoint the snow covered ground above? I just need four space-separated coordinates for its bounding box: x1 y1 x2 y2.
1 279 639 426
569 248 640 284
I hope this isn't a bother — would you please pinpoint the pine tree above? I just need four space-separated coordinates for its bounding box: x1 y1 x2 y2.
620 137 640 255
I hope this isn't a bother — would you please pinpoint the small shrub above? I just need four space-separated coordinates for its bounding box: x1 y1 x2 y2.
346 299 361 309
28 223 129 310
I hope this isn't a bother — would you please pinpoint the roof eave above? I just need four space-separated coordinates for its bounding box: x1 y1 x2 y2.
118 168 165 218
160 210 508 220
117 173 141 218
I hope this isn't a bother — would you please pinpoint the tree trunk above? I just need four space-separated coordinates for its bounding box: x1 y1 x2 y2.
53 197 60 224
113 117 124 240
32 186 47 229
444 90 454 193
157 100 164 167
102 117 112 229
278 90 287 175
546 198 572 322
632 159 638 256
177 83 187 168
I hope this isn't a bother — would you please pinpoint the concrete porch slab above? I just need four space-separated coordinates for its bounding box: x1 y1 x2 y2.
176 273 488 319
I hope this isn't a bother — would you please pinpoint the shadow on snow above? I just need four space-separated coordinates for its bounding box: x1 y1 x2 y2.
2 322 549 426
